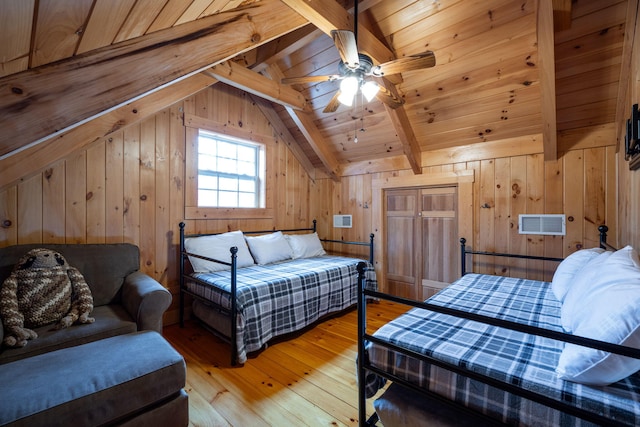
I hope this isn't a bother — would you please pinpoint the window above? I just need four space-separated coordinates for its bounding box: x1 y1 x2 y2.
184 119 274 220
197 130 265 208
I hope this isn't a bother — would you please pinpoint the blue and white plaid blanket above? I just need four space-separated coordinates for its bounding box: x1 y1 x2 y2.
188 255 376 364
365 273 640 426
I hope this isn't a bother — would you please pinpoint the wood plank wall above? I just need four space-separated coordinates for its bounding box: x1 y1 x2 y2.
314 143 617 286
0 84 312 325
0 82 620 322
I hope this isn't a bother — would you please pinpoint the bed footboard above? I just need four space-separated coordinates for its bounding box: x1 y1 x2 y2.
358 224 640 426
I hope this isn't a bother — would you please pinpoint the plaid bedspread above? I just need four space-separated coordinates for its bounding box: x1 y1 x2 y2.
365 273 640 426
188 255 376 364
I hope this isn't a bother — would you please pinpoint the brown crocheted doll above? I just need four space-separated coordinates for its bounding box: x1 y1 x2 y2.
0 248 94 348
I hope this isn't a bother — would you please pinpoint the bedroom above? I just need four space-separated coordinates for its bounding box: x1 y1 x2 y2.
0 0 639 425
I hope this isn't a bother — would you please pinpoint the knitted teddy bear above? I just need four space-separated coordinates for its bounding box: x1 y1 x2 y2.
0 248 95 348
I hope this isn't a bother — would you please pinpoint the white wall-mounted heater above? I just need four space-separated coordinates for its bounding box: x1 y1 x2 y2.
518 214 566 235
333 214 352 228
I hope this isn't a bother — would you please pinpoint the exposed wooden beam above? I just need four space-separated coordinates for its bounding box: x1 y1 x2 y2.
552 0 572 32
250 24 323 72
537 0 558 161
0 73 214 190
204 60 310 111
286 106 340 181
378 78 421 174
249 94 317 180
265 64 340 181
0 0 307 158
384 106 422 174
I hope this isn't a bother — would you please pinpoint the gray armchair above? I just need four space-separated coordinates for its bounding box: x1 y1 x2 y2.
0 243 172 364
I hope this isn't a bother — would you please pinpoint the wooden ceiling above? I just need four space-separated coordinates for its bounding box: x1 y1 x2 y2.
0 0 631 185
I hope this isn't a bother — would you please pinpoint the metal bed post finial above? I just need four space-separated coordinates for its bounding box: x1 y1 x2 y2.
313 219 317 233
460 238 467 276
369 233 375 264
598 225 609 249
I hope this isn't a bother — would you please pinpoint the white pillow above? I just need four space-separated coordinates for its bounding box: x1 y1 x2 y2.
245 231 293 265
556 246 640 385
184 230 255 272
285 232 326 259
551 248 604 302
560 250 613 332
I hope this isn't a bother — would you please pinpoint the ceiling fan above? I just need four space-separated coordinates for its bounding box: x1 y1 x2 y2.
280 2 436 113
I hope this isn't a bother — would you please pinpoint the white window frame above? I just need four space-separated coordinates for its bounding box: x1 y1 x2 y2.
184 121 274 220
196 130 265 209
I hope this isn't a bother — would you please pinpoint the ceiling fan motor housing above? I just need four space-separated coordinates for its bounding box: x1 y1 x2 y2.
339 53 374 76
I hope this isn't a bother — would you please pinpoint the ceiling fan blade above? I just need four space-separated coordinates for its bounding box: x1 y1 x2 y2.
281 74 340 85
371 51 436 77
323 90 342 113
331 29 359 70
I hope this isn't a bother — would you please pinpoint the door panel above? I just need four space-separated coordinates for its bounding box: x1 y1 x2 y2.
385 190 419 299
420 187 458 299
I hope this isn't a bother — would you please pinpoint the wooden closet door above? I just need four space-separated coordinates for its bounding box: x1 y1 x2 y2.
385 189 420 299
421 187 458 299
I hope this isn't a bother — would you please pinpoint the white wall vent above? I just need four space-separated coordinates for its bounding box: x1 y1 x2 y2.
333 214 352 228
518 214 566 235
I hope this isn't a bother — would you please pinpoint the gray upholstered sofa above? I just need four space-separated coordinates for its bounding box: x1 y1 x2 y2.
0 243 188 426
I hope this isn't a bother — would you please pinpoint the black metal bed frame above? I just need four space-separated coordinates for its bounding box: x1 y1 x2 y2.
357 225 640 426
179 220 374 366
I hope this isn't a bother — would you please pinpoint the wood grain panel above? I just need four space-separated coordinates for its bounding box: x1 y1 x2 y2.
139 117 157 277
0 0 34 77
123 126 141 246
31 0 93 67
544 158 564 280
509 156 527 277
42 160 66 243
76 0 137 54
86 140 106 243
478 159 495 274
65 151 87 243
563 150 585 254
494 157 511 274
0 187 17 246
114 0 169 42
105 133 125 243
525 154 545 280
17 175 42 244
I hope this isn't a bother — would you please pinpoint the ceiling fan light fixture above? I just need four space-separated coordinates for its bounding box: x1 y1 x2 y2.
337 89 355 107
338 76 359 106
340 76 359 95
361 81 379 102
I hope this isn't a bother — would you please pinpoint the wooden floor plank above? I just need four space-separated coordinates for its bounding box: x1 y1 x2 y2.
163 301 407 426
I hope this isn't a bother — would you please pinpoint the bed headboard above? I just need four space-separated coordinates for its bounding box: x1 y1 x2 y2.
460 225 614 276
178 220 375 264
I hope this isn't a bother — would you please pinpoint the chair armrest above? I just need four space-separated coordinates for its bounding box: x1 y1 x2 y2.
122 271 172 333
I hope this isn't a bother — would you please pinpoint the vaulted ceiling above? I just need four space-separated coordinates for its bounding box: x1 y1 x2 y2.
0 0 631 187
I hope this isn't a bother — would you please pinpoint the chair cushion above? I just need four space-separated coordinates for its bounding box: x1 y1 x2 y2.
0 331 186 426
0 304 136 364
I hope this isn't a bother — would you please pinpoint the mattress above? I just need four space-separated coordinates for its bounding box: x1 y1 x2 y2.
365 273 640 426
187 255 376 363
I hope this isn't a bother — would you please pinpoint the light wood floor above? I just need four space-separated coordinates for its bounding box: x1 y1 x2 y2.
163 300 407 427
